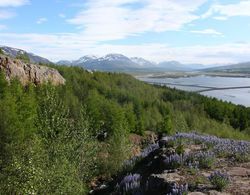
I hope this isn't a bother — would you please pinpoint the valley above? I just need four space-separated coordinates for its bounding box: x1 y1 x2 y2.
137 73 250 107
1 0 250 194
0 47 250 195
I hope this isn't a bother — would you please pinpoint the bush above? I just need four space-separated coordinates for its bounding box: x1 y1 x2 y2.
0 48 4 55
163 154 184 169
16 52 30 63
195 151 215 169
234 153 250 163
208 171 230 191
176 144 185 155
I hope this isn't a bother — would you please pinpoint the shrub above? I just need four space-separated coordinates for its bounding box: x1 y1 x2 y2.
16 52 30 63
176 144 185 155
234 153 250 162
0 48 4 55
195 151 215 169
163 154 185 169
208 171 230 191
166 139 176 148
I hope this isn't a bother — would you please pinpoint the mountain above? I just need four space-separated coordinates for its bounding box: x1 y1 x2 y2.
130 57 156 67
202 62 250 73
57 54 200 72
186 63 205 70
57 60 73 66
58 54 141 71
0 46 51 64
74 55 98 65
78 54 139 71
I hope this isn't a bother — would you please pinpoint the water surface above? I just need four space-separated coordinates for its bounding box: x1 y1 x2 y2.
138 75 250 107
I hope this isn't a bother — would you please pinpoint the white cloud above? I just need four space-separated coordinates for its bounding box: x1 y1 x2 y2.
67 0 206 42
0 10 15 19
190 28 223 36
203 0 250 19
59 13 66 18
0 0 248 65
36 17 47 24
0 0 29 7
212 16 227 21
0 24 7 30
0 32 250 65
0 0 28 21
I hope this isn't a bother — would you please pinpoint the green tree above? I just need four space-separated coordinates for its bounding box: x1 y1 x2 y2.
16 52 30 63
158 115 173 135
0 48 4 55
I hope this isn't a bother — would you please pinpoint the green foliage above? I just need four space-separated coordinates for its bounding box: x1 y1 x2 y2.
0 137 45 194
1 63 250 194
209 171 230 191
0 48 4 55
196 152 215 169
158 115 173 135
234 153 250 162
176 144 185 155
16 52 30 63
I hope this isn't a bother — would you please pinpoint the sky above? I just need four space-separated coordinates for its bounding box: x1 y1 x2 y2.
0 0 250 65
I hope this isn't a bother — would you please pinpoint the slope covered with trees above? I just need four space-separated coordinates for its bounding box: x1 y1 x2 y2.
0 59 250 194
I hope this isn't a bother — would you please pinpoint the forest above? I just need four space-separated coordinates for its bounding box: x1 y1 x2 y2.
0 62 250 194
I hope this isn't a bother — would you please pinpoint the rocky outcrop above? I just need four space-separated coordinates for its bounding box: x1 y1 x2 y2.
0 55 65 85
91 133 250 195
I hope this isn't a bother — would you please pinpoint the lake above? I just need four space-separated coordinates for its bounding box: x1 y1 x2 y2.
137 75 250 107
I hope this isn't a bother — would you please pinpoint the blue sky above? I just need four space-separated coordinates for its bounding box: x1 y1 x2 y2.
0 0 250 65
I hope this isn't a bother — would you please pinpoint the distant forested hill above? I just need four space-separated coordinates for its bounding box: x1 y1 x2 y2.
0 55 250 194
202 62 250 73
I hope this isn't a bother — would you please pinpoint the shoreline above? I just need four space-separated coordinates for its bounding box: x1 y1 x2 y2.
134 72 250 79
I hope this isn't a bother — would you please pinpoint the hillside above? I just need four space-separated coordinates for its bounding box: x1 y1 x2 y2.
0 46 51 64
0 55 250 194
93 133 250 194
202 62 250 73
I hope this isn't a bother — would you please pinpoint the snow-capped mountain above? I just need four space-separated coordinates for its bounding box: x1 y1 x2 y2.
130 57 156 67
75 55 98 64
0 46 205 72
57 54 204 72
102 54 130 61
0 46 51 64
57 54 140 71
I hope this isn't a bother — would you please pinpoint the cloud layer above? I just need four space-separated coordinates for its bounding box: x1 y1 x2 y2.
2 32 250 65
0 0 29 7
68 0 206 42
0 0 250 65
203 0 250 19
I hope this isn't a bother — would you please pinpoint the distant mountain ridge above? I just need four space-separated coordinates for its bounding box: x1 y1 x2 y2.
202 62 250 73
57 54 203 72
2 46 234 72
0 46 51 64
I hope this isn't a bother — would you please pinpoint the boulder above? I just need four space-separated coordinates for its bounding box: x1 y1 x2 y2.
0 55 65 86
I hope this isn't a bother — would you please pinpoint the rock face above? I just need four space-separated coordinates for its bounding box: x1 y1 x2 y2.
0 55 65 85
